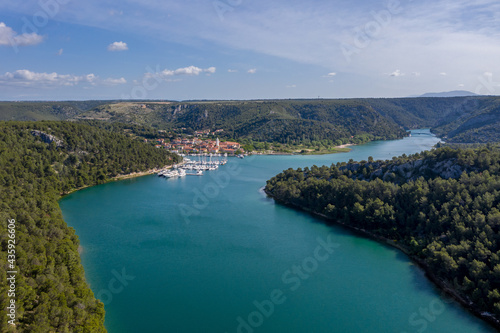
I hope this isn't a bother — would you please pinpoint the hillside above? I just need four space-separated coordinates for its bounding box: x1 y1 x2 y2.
432 98 500 143
265 147 500 328
0 101 113 121
55 97 500 144
0 121 180 332
75 100 408 144
1 97 500 144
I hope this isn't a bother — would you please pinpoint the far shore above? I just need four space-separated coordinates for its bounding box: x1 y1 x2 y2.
60 143 357 198
234 144 356 156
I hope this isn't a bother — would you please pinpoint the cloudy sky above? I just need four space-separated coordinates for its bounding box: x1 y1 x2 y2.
1 0 499 100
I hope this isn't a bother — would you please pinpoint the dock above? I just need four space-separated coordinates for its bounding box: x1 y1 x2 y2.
157 153 228 178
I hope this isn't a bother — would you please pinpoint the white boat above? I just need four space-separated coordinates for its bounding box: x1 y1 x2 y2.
162 170 179 178
162 168 186 178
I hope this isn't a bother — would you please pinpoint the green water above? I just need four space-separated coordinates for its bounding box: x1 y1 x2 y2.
60 130 496 333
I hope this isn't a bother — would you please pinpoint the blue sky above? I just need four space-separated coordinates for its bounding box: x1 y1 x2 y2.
1 0 499 100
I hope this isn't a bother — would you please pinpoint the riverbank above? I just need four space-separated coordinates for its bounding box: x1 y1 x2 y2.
263 189 500 332
60 163 181 197
245 144 354 156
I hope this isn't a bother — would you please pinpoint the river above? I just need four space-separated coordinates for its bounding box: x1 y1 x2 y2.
59 129 497 333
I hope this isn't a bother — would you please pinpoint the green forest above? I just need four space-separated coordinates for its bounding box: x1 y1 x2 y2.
2 97 500 146
75 100 409 145
265 147 500 328
0 121 180 332
1 97 499 331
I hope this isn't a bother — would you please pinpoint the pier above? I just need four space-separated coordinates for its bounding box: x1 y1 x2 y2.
158 154 228 178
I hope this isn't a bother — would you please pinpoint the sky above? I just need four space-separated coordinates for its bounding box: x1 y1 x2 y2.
0 0 500 100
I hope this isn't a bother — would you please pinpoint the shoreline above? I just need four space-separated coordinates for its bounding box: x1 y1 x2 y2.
249 144 355 156
199 145 355 157
335 143 356 149
59 163 180 197
263 189 500 331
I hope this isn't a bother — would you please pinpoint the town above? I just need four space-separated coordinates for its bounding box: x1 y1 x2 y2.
151 137 244 155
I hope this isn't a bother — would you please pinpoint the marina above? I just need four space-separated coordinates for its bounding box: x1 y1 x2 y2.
157 153 228 178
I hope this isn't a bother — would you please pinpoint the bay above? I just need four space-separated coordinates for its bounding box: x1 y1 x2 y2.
59 130 496 333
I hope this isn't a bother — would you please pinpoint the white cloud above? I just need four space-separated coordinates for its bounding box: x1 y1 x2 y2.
205 67 216 74
248 68 257 74
412 72 421 77
3 0 500 97
144 66 216 80
228 69 238 73
286 84 297 88
390 70 404 77
102 77 127 85
327 72 336 77
0 69 127 87
166 66 215 76
57 48 63 56
0 22 44 47
107 41 128 51
439 72 448 76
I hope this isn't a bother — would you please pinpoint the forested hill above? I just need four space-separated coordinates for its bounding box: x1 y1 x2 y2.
265 147 500 328
0 121 180 332
0 101 113 121
55 96 500 144
75 100 408 144
365 96 500 143
2 97 500 144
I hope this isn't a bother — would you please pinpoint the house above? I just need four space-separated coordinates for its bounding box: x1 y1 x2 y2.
220 141 241 149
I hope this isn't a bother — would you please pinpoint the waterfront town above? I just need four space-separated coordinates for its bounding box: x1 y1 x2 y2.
150 137 243 155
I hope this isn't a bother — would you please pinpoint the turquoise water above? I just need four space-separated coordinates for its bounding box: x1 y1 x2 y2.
60 130 497 333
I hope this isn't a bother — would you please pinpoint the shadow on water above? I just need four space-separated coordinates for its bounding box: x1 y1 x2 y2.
268 198 498 332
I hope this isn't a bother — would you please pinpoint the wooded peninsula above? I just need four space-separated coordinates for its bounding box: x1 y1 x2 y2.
265 147 500 328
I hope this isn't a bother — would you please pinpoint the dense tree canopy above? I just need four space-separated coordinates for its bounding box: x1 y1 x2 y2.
3 97 500 145
266 147 500 327
0 121 180 332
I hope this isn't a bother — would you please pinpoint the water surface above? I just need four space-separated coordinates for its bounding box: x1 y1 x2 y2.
60 130 496 333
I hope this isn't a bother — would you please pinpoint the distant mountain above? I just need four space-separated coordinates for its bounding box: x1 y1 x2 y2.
419 90 477 98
